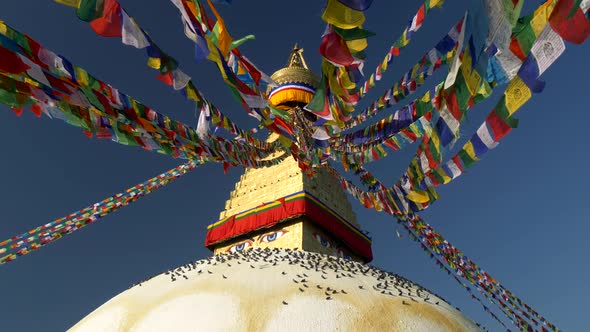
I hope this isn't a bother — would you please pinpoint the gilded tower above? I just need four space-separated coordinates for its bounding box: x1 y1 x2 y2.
204 46 373 262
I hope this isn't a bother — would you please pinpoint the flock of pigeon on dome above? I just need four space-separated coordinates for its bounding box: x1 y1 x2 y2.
0 0 588 331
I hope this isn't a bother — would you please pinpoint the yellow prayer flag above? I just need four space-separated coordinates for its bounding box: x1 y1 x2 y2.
206 0 232 57
477 80 493 99
368 74 375 87
437 168 452 184
0 20 7 35
329 72 346 97
411 63 420 77
381 55 389 71
430 0 445 8
421 89 431 102
504 77 532 116
322 0 365 29
24 77 41 88
205 38 229 80
338 67 355 90
406 190 431 203
147 57 161 70
400 29 410 46
530 1 553 37
54 0 80 8
186 85 201 103
460 51 483 95
464 141 479 161
417 73 425 85
346 38 368 53
430 130 441 155
408 122 423 137
75 67 89 86
427 186 439 201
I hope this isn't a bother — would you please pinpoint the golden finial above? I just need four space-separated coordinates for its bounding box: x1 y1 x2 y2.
287 43 310 69
270 45 319 89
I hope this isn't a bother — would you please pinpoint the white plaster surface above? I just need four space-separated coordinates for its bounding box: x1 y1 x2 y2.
69 249 482 332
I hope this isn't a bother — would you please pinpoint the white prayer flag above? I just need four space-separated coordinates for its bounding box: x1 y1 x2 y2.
122 11 150 49
476 123 499 149
531 25 566 75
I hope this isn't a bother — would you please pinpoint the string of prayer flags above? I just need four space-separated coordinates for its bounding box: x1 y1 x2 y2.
308 0 378 146
0 20 284 169
358 0 446 97
55 0 276 147
167 0 277 116
402 3 572 210
413 36 565 208
0 161 201 266
345 17 464 130
390 1 553 203
337 20 463 142
398 220 511 329
397 214 558 331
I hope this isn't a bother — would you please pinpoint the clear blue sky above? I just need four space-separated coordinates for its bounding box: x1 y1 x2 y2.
1 1 588 330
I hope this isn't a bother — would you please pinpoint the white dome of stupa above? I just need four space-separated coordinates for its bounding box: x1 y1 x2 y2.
69 248 481 331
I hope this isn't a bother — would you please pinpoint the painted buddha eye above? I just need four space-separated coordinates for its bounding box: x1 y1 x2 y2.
259 229 288 243
227 239 253 253
313 233 331 248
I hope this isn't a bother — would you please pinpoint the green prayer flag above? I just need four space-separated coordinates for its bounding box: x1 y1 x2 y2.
76 0 105 22
513 15 536 55
333 26 376 41
458 149 477 168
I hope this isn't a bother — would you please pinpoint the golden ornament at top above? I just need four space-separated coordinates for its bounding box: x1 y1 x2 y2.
270 44 320 89
268 45 320 109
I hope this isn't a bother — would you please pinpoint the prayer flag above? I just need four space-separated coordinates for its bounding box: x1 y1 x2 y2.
89 0 123 38
322 0 366 29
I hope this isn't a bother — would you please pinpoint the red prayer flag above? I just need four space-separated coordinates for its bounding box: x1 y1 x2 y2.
0 45 30 74
319 31 355 66
415 5 425 27
237 55 262 85
10 107 24 117
156 72 174 86
509 37 526 60
444 89 462 120
30 104 43 118
549 0 590 44
452 155 464 172
486 110 512 141
89 0 123 38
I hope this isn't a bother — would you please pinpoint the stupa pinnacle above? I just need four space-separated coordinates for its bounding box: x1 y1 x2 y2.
267 45 320 109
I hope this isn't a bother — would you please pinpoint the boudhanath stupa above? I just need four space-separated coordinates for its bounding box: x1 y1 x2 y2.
69 47 482 332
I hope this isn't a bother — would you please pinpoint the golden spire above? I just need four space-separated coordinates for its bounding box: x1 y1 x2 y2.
270 45 320 89
287 43 310 69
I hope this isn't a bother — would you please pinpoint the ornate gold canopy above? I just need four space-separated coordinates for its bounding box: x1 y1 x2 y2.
268 45 320 108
